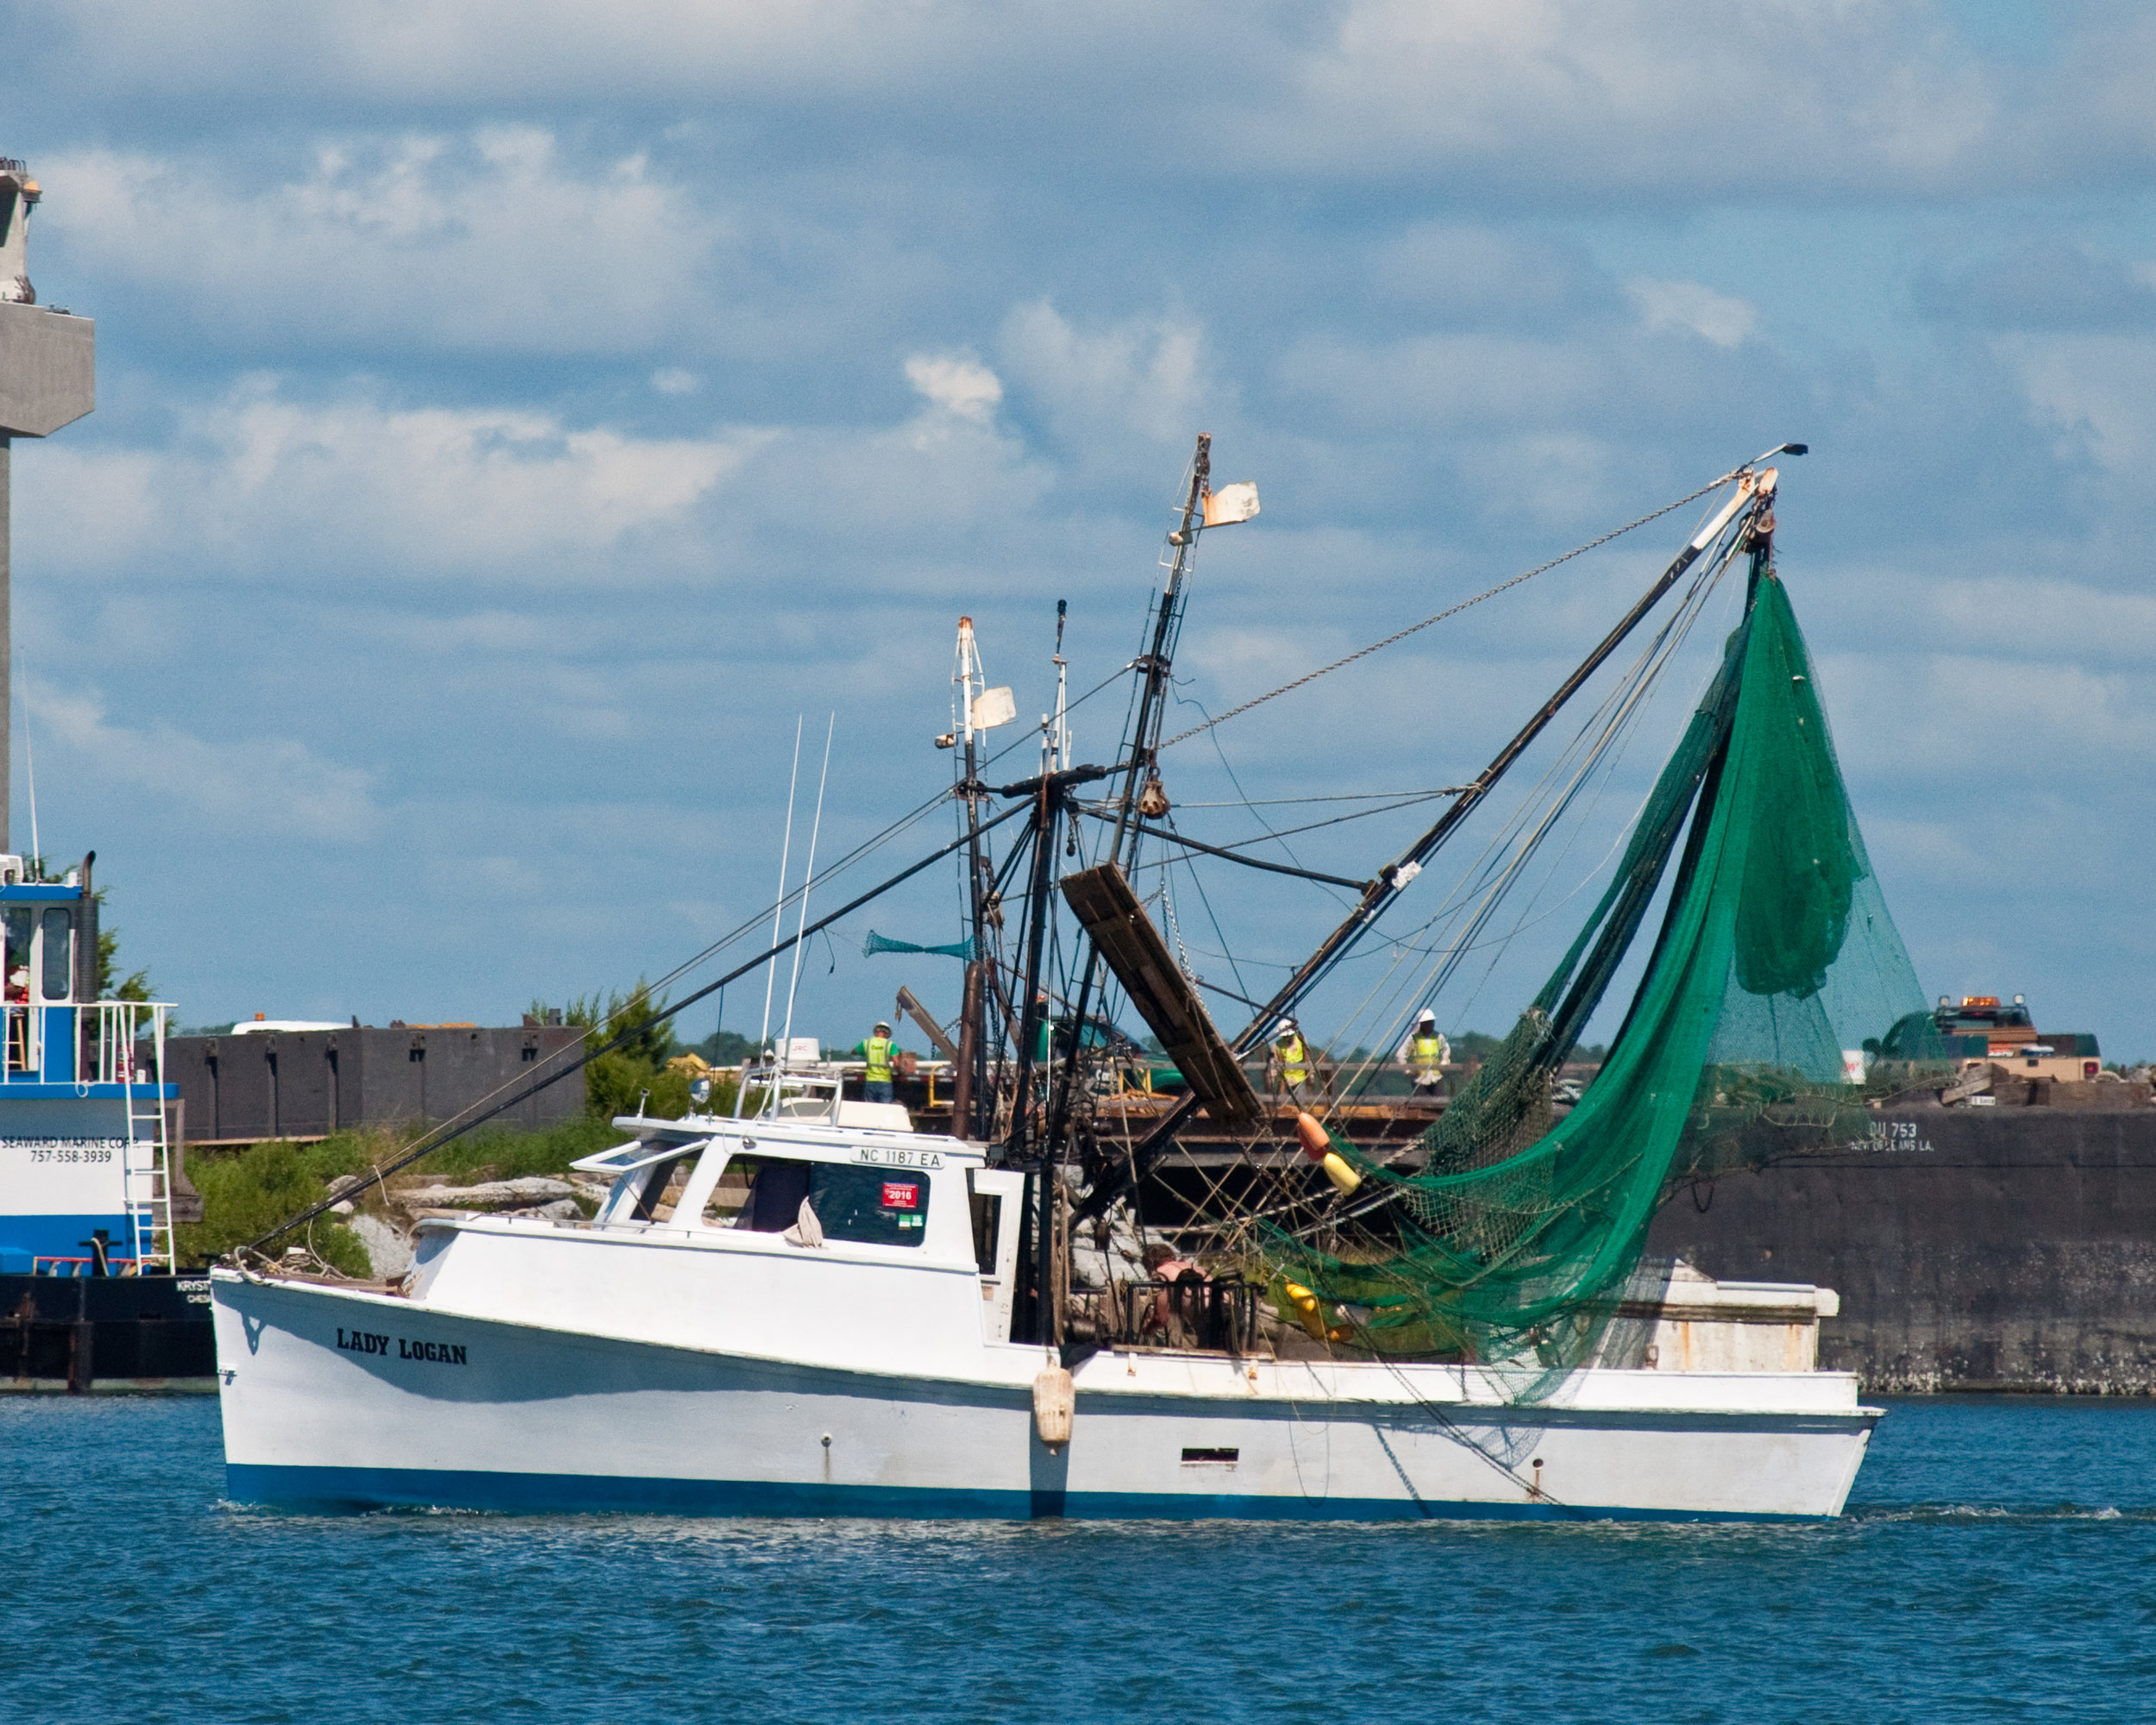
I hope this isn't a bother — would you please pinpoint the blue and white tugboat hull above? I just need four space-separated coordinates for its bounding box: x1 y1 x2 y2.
0 862 198 1389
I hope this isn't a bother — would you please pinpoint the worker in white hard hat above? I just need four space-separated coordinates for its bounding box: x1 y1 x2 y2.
1397 1008 1450 1095
1269 1018 1312 1101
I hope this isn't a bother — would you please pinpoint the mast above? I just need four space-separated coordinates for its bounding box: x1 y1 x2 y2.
1075 467 1777 1220
1106 433 1209 870
949 618 993 1138
993 758 1108 1343
1007 780 1057 1343
1034 439 1208 1187
1249 472 1767 1032
1050 599 1069 774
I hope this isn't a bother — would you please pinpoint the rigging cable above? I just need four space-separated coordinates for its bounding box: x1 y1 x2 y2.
1154 474 1741 756
1312 520 1745 1132
239 797 1035 1258
1322 518 1742 1080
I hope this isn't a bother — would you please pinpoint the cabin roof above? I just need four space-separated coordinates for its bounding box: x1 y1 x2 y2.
603 1111 981 1167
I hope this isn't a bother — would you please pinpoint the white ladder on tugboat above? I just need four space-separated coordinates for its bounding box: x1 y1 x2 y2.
115 1002 175 1272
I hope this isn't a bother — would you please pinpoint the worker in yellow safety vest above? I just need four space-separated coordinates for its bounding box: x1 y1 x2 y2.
1270 1019 1312 1100
861 1021 897 1103
1397 1008 1450 1095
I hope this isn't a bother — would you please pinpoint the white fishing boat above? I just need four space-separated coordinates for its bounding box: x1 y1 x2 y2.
215 439 1914 1520
211 1079 1874 1520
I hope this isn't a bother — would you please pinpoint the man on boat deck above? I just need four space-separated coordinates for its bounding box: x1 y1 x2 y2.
1397 1009 1450 1095
1270 1019 1312 1101
858 1021 897 1104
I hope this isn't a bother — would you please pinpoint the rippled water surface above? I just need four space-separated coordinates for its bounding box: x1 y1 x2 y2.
5 1396 2155 1722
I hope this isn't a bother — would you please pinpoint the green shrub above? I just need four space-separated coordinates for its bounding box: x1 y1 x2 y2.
178 1141 372 1275
177 1117 638 1272
586 1050 692 1121
530 978 714 1120
405 1116 624 1181
303 1117 629 1188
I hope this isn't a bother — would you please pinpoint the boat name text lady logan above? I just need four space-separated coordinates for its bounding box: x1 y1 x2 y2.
335 1327 468 1365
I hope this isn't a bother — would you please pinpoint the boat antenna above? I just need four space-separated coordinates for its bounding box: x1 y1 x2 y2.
1051 599 1070 775
778 713 837 1070
20 652 38 875
952 617 993 1137
758 717 805 1072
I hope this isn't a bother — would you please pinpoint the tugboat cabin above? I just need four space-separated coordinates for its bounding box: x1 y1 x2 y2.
0 853 180 1276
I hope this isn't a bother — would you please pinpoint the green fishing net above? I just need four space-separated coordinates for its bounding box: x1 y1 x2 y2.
1273 570 1943 1374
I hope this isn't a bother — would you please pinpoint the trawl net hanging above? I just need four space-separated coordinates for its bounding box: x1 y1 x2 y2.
1275 572 1938 1373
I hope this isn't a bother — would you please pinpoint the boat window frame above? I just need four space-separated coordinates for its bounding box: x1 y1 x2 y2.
710 1151 934 1248
572 1138 690 1178
37 906 72 1005
575 1136 721 1226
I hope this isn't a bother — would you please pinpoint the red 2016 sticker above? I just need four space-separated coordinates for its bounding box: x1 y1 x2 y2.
881 1182 919 1209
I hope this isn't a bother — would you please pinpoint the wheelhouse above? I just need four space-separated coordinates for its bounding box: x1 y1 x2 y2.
557 1105 1028 1345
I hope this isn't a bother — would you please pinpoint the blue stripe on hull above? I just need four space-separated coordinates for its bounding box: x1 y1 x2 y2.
225 1465 1819 1523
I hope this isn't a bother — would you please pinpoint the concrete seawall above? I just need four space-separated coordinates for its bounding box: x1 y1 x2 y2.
1646 1105 2156 1393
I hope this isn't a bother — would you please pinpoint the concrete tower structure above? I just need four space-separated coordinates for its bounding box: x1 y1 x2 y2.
0 158 96 855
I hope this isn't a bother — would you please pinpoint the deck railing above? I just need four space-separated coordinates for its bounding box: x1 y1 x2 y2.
0 1000 172 1086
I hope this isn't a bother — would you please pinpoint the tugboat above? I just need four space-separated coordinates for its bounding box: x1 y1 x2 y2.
0 854 204 1389
0 157 210 1391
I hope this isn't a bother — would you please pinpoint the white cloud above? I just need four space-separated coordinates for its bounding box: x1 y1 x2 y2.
1822 649 2156 772
1922 575 2156 665
997 300 1207 452
1215 0 2004 194
1628 278 1758 349
34 0 999 104
29 681 383 844
15 6 2156 1044
46 131 732 356
28 384 756 583
904 353 1003 423
1997 333 2156 474
34 2 2156 203
1275 330 1615 432
28 1 2033 198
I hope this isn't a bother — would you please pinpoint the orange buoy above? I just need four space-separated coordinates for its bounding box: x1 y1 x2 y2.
1294 1112 1362 1195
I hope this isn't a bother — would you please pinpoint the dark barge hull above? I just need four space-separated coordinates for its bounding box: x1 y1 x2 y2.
1080 1090 2156 1396
1647 1101 2156 1395
2 1272 217 1393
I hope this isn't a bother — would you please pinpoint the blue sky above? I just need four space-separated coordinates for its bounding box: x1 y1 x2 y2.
5 1 2155 1056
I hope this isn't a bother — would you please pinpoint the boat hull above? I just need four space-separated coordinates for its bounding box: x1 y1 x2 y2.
213 1273 1878 1522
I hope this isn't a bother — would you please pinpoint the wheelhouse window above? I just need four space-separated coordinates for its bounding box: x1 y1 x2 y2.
3 907 31 1004
39 907 72 1003
728 1157 930 1247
